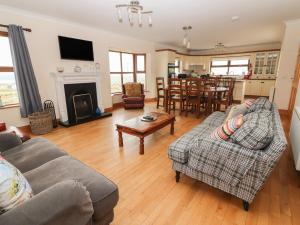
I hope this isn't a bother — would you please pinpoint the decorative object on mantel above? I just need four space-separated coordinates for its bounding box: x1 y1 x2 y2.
74 65 82 73
43 100 58 128
57 66 64 73
116 1 153 27
182 26 192 49
95 63 100 72
28 112 53 135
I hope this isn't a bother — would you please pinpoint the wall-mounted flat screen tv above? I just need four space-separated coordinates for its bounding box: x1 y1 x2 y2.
58 36 94 61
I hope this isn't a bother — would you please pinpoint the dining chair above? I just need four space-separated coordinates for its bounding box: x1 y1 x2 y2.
185 78 205 118
213 78 235 111
156 77 165 108
167 78 185 114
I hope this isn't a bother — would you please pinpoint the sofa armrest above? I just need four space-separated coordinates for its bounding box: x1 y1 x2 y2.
0 132 22 153
0 180 94 225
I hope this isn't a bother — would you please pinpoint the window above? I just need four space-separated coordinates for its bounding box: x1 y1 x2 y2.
210 58 249 76
109 51 146 93
174 58 180 75
0 32 18 107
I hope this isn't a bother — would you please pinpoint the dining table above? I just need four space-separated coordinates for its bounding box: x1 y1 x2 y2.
164 86 229 115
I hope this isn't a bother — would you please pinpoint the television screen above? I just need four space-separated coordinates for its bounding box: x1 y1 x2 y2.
58 36 94 61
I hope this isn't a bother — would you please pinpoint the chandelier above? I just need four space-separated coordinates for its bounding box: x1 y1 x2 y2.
182 26 192 49
215 42 226 51
116 1 153 27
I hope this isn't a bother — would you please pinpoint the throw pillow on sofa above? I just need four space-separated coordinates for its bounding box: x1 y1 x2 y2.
0 156 33 214
248 97 272 112
211 114 244 141
243 99 255 108
225 104 248 121
230 110 274 150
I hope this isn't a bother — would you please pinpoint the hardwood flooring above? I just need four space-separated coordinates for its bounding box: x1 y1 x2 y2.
41 103 300 225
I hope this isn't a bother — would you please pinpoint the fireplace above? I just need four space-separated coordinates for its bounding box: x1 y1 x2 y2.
64 82 98 125
52 72 112 127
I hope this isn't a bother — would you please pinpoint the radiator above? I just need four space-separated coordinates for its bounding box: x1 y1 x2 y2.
290 106 300 171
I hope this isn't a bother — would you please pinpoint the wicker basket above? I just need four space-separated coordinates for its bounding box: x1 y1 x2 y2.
29 112 53 135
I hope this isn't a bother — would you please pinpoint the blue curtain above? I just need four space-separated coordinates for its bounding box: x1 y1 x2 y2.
8 25 42 117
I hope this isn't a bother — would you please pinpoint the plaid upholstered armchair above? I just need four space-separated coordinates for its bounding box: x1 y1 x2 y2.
122 83 145 109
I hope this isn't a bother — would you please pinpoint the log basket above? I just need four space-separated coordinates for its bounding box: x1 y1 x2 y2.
29 111 53 135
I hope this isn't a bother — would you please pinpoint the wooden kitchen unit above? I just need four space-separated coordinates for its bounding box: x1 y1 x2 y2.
245 79 276 97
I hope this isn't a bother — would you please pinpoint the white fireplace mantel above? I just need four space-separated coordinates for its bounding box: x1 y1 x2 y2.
51 72 103 123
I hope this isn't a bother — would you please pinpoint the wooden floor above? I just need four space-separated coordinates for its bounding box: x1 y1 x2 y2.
41 103 300 225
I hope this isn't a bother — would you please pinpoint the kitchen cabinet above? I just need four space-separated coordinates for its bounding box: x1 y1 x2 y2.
253 52 280 77
233 80 245 103
245 80 276 96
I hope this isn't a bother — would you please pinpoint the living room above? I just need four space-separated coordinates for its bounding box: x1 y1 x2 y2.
0 1 300 225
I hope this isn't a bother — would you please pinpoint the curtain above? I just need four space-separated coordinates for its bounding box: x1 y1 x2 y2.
8 25 42 117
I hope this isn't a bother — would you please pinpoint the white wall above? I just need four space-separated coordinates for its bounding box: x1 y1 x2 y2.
0 7 170 126
274 19 300 110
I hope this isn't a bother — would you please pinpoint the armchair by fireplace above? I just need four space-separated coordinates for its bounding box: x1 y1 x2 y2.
122 83 145 109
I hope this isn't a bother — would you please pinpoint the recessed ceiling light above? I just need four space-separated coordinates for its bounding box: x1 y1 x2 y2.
231 16 240 22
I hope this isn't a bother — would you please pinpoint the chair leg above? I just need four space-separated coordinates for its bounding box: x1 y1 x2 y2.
175 171 180 182
156 98 159 108
243 200 249 211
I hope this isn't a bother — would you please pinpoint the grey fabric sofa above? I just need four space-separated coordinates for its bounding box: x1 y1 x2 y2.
0 135 119 225
168 102 287 211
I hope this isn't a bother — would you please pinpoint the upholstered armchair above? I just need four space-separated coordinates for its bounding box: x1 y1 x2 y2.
122 83 145 109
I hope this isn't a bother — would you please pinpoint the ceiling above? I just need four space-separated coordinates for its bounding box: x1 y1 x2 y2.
1 0 300 50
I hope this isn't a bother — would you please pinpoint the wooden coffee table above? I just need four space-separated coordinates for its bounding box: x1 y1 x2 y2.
116 112 175 155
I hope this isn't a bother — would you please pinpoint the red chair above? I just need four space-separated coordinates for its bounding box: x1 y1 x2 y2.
122 83 145 109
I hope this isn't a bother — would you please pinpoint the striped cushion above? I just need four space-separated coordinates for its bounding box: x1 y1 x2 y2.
211 114 244 141
243 99 255 108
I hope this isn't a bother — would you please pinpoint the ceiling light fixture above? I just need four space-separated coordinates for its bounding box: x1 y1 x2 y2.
182 26 192 49
116 1 153 27
215 42 226 51
231 16 240 22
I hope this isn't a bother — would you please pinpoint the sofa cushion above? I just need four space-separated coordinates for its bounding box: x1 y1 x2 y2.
202 111 227 127
225 104 248 121
0 156 33 214
3 138 66 173
211 114 244 140
230 110 274 150
188 137 260 186
244 99 255 108
248 97 272 112
24 156 119 222
124 83 142 97
0 133 22 152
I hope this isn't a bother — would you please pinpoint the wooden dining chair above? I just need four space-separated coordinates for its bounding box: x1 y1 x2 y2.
167 78 185 114
156 77 165 108
213 78 235 111
185 78 205 118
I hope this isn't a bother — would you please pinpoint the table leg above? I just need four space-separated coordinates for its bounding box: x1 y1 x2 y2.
170 120 175 135
140 137 144 155
118 130 123 147
206 92 212 115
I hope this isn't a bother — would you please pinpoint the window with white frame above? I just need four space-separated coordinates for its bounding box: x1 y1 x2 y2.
0 32 18 107
109 51 146 93
210 57 249 76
